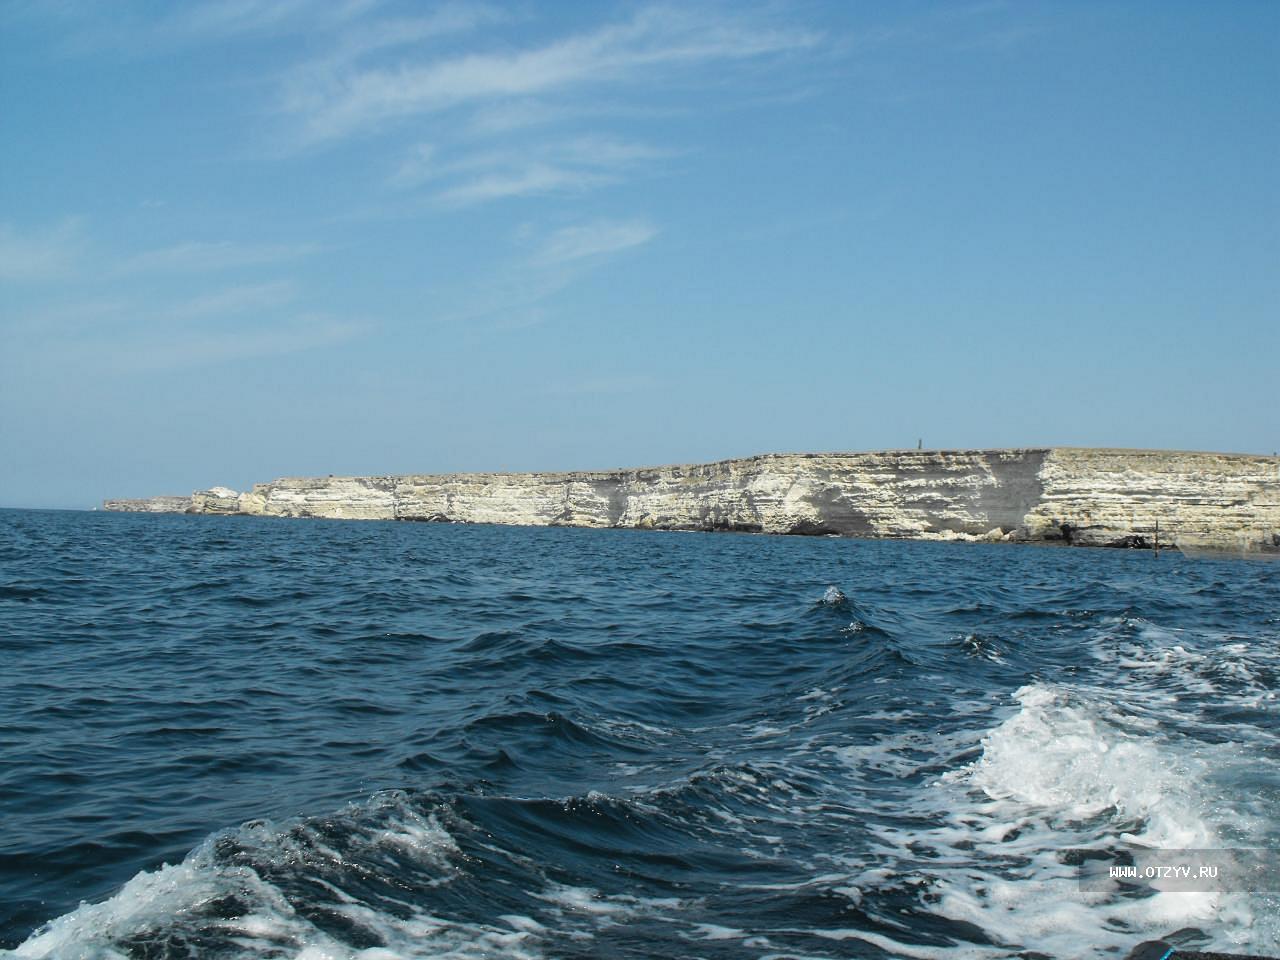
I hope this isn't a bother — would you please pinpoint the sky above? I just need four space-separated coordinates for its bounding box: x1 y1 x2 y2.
1 1 1277 509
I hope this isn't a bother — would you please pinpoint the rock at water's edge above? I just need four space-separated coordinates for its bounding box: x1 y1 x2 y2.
103 448 1280 552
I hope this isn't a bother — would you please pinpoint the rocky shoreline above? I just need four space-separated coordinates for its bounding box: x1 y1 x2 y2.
103 448 1280 552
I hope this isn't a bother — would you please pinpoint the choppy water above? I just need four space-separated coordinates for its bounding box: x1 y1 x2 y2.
1 508 1277 959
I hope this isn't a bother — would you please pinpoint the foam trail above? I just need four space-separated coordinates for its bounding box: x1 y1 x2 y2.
9 795 542 960
908 683 1269 957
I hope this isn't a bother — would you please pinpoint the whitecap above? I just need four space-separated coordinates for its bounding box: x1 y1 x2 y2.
8 795 543 960
820 585 847 605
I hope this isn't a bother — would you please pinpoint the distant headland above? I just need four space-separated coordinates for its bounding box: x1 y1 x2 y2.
103 448 1280 552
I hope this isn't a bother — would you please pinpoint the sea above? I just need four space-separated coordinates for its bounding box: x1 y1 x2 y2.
1 508 1277 959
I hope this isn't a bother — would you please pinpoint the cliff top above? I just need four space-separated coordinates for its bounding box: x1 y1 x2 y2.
256 447 1279 486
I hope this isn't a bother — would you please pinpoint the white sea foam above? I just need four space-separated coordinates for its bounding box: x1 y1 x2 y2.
12 857 243 960
1090 616 1280 711
725 609 1279 957
8 797 542 960
790 927 952 959
961 683 1211 842
842 680 1277 958
372 808 460 861
13 610 1276 960
746 722 790 738
689 922 745 940
534 882 682 922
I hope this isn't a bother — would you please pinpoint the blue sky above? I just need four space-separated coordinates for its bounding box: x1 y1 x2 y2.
1 1 1277 508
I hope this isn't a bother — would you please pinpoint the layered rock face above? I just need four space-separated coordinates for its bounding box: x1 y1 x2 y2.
101 495 192 513
232 451 1048 537
188 487 242 515
1024 449 1280 550
114 448 1279 551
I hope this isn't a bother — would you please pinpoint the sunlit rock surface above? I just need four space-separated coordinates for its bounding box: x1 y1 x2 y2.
189 487 242 515
101 496 192 514
105 449 1280 551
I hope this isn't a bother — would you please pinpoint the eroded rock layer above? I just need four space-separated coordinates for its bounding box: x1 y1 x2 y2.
103 449 1280 551
101 496 192 514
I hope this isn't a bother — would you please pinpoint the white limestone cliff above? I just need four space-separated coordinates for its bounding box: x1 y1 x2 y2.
99 448 1279 552
189 487 242 515
101 495 192 513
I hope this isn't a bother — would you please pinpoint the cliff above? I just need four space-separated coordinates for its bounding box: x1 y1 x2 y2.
188 486 242 515
101 449 1280 552
101 495 192 513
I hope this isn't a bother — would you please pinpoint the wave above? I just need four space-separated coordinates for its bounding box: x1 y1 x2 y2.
9 680 1276 960
838 682 1274 958
8 793 543 960
6 532 1278 960
819 585 847 606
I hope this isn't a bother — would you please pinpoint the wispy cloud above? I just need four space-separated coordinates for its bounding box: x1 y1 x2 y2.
388 143 439 188
114 314 370 370
163 280 297 320
9 284 371 369
39 0 382 55
1 224 319 287
4 3 819 368
285 6 819 143
422 216 659 332
467 99 570 136
156 0 365 43
119 240 318 275
300 4 506 66
1 215 366 369
534 219 658 265
0 219 84 282
437 164 604 206
0 295 129 335
394 134 673 205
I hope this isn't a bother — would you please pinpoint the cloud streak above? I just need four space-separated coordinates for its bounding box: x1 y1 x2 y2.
420 215 658 331
113 314 370 370
162 280 297 321
534 219 658 265
437 165 605 206
119 240 319 275
0 219 84 282
285 6 819 143
1 216 365 370
394 135 673 206
157 0 365 43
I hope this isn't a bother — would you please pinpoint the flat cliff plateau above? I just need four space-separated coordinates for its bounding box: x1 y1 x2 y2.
103 449 1280 552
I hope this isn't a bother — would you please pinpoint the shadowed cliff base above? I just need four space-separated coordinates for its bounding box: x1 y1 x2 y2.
104 448 1280 553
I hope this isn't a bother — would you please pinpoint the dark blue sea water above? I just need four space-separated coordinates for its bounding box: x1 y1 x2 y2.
1 508 1277 959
